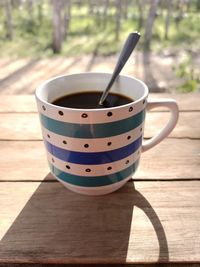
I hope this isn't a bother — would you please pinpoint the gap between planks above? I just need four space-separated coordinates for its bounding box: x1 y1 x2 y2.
0 110 199 114
0 93 199 112
0 178 200 183
0 137 200 142
0 139 200 181
1 181 200 264
0 264 200 267
0 112 200 139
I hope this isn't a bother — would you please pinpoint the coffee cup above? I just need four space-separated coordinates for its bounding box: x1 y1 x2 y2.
35 73 179 195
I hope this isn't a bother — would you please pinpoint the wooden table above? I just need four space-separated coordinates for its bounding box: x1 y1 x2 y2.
0 93 200 266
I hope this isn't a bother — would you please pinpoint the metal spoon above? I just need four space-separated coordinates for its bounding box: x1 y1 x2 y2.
99 32 141 106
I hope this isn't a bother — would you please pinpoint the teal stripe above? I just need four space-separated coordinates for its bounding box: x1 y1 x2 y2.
49 160 139 187
40 110 145 138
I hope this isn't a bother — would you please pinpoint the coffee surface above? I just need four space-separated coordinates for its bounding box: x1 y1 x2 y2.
52 91 133 109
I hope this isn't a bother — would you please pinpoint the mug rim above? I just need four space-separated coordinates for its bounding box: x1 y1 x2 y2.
35 72 149 112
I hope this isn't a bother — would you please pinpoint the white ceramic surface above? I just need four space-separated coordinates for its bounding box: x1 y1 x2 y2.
35 73 179 195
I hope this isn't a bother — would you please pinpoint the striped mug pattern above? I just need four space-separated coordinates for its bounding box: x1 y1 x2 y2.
35 73 178 195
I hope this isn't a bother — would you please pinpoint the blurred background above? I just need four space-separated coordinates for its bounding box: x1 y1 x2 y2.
0 0 199 94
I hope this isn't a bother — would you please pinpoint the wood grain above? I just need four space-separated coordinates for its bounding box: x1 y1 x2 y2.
144 111 200 139
0 181 200 264
0 141 48 181
1 265 200 267
0 139 199 181
0 111 199 140
0 93 199 113
148 93 200 111
0 94 199 266
0 265 199 267
0 113 42 140
0 95 37 113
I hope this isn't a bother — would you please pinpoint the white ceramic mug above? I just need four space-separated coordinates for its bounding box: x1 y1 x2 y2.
35 73 179 195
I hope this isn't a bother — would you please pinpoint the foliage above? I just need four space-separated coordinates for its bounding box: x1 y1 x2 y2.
0 0 199 58
173 55 200 92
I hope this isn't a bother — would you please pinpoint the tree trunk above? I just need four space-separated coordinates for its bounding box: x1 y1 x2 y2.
115 0 122 41
94 3 101 27
186 0 190 12
123 0 129 19
164 0 172 40
4 0 13 40
175 0 184 30
27 0 33 20
11 0 22 8
37 1 43 24
62 0 71 40
143 0 160 51
102 0 109 27
88 0 95 16
137 0 144 31
52 0 63 53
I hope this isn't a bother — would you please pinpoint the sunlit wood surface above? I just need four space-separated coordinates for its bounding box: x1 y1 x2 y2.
0 55 181 94
0 93 199 266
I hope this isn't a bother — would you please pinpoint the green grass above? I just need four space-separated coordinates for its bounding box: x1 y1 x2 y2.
0 3 199 58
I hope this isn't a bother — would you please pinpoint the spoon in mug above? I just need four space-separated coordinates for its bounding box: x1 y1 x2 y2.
99 32 141 106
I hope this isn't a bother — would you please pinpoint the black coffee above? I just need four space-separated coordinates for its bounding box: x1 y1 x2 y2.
52 91 133 109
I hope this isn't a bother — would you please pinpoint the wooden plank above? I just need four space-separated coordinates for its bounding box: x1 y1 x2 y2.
144 111 200 139
0 139 199 181
0 141 48 181
0 265 199 267
138 138 200 180
1 265 200 267
0 181 200 264
0 59 30 80
149 92 200 111
0 112 199 140
0 93 199 113
0 113 42 140
0 96 36 113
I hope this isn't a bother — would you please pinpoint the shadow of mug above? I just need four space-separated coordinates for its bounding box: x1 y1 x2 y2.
0 175 168 264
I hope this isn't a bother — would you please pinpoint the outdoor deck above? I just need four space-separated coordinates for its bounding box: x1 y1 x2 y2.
0 54 179 95
0 93 199 266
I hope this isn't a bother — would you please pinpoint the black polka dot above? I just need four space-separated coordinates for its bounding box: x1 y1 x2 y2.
140 127 142 132
42 105 46 111
127 135 131 140
107 166 112 170
107 112 113 117
58 110 64 116
129 106 133 112
63 140 67 144
143 99 146 104
52 158 55 163
84 144 89 148
126 160 130 164
82 113 88 118
66 165 70 169
107 142 112 146
47 134 50 138
85 168 91 172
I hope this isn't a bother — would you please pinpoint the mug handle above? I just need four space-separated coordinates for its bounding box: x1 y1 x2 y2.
142 99 179 152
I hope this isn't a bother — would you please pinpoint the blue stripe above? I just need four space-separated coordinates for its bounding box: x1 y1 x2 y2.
45 135 142 165
40 109 145 138
50 160 139 187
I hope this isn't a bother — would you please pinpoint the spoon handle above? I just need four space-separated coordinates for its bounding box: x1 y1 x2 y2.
99 32 140 105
